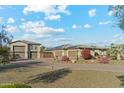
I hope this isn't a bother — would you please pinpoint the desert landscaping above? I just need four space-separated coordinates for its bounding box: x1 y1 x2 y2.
0 59 124 88
0 5 124 88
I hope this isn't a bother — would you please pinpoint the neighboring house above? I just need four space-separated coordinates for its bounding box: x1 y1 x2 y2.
10 40 41 59
45 44 108 60
108 44 124 60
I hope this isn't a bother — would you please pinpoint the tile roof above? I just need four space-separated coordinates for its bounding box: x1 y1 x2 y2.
46 44 108 51
10 40 41 45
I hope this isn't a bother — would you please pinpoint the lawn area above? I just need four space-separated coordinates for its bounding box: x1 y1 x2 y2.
0 62 124 88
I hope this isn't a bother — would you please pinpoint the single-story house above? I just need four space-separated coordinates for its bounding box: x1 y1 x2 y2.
45 44 108 60
10 40 41 59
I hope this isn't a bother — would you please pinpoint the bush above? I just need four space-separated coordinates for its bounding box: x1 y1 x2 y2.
81 48 91 60
110 56 117 60
0 83 31 88
61 55 70 62
0 46 10 64
98 56 109 64
94 52 99 57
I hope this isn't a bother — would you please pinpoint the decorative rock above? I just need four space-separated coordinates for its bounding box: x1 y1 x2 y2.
91 60 94 63
71 59 76 63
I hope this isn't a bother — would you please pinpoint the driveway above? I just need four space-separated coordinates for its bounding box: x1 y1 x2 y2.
47 63 124 73
9 59 124 73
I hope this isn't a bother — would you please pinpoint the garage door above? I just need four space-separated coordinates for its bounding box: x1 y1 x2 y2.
43 52 54 58
14 53 25 59
13 46 25 52
55 51 62 59
13 46 25 59
68 51 78 59
31 52 37 59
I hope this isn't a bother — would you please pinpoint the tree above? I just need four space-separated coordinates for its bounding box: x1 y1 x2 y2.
109 5 124 30
40 46 45 52
81 48 91 60
0 25 13 64
107 44 118 60
0 25 13 46
107 44 124 60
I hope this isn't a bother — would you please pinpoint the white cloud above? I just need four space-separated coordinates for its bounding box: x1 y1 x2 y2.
108 10 115 16
72 24 77 29
53 37 72 42
108 7 119 16
113 34 120 38
20 18 25 21
88 9 96 17
84 24 92 28
7 17 15 23
21 34 36 41
72 24 82 29
0 17 3 23
20 21 65 37
21 34 51 41
119 36 124 40
110 34 124 43
20 21 45 30
23 5 55 15
0 6 2 10
72 24 92 29
23 5 70 21
57 5 71 15
4 25 18 32
99 21 111 25
45 14 61 20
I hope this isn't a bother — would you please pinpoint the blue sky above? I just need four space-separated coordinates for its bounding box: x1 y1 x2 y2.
0 5 124 47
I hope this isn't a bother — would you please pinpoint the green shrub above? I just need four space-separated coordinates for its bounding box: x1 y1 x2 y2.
0 83 31 88
0 46 10 64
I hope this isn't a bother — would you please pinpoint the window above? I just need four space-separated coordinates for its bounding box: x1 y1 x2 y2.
30 45 38 51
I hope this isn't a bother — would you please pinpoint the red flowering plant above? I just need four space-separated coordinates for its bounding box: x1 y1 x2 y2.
61 55 70 62
98 56 109 64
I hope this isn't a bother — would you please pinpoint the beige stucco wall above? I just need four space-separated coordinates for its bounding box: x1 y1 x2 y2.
10 42 28 59
50 48 107 60
35 45 41 59
67 49 82 60
30 52 37 59
54 50 63 59
10 42 41 59
28 44 41 59
53 49 82 60
68 50 78 59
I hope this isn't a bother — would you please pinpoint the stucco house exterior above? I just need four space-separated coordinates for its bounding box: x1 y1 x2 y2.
10 40 41 59
9 40 108 60
45 44 108 60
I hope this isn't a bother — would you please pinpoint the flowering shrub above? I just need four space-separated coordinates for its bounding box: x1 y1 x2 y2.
81 48 91 60
98 56 109 64
61 55 70 62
